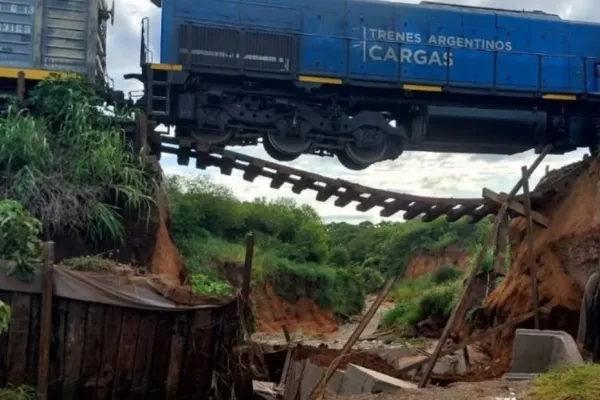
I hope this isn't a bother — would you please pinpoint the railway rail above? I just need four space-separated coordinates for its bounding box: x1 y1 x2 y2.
159 135 558 223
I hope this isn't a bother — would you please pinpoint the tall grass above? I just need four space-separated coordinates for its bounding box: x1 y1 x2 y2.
0 75 155 244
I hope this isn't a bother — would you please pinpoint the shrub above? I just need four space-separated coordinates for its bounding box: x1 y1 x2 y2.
0 200 42 281
190 274 233 296
432 265 463 284
382 276 462 327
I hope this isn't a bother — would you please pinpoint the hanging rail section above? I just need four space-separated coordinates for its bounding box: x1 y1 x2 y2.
159 135 573 223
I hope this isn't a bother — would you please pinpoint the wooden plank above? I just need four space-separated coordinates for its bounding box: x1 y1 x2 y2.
165 314 188 400
113 309 141 399
26 294 41 386
37 241 54 400
177 310 214 397
283 360 306 400
522 166 541 329
48 299 68 399
493 214 509 275
6 293 30 386
95 306 123 400
62 301 86 400
0 291 12 387
146 313 174 400
482 188 550 228
130 313 157 398
79 304 106 399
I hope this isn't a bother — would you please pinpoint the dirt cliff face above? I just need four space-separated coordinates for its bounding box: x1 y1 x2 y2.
404 246 471 279
253 283 339 335
482 157 597 372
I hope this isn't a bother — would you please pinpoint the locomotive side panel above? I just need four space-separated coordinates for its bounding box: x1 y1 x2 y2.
159 0 600 95
150 0 600 170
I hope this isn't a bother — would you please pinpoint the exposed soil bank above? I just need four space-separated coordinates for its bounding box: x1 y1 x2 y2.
253 283 339 335
482 157 595 373
405 246 471 280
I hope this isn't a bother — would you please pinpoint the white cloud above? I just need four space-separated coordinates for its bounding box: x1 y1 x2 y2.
108 0 596 223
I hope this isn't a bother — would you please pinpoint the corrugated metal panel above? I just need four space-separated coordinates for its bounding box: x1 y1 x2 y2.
0 1 36 68
40 0 88 74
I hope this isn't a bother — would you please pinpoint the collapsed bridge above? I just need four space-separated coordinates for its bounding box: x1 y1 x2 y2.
156 133 582 224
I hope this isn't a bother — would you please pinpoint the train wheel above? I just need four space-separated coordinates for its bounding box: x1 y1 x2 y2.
263 133 312 162
336 150 371 170
339 141 387 170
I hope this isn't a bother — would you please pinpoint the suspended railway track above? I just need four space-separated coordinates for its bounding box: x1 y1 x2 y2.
157 134 567 223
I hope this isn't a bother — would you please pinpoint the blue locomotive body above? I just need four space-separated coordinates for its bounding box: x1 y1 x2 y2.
141 0 600 169
159 0 600 95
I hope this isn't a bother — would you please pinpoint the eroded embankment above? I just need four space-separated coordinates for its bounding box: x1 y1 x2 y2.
405 246 471 280
253 283 339 335
482 157 597 371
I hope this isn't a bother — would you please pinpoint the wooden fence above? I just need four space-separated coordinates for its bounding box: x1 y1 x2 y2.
0 289 240 399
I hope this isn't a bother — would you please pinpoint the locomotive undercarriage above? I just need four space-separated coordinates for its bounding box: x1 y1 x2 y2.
136 66 600 169
164 79 413 170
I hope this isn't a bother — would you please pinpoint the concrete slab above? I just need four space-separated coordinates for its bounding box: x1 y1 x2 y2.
338 364 417 395
298 360 344 400
506 329 584 376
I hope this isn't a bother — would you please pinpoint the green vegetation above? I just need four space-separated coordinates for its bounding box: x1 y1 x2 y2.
530 364 600 400
0 75 154 245
0 200 42 281
381 270 462 327
167 174 491 318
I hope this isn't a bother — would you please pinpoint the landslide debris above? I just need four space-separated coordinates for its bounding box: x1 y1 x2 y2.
481 155 597 373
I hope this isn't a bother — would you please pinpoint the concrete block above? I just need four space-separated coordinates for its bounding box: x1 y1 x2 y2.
298 360 344 400
507 329 584 376
338 364 417 395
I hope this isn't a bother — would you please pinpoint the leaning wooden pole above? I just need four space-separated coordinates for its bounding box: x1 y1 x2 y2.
522 166 541 329
308 276 398 400
37 242 55 400
418 145 552 388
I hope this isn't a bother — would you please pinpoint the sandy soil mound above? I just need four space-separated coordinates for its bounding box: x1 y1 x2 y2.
481 157 598 373
405 246 471 279
293 345 402 378
253 284 339 335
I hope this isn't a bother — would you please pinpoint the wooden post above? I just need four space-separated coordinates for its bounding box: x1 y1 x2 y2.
241 233 254 303
16 71 25 105
522 166 541 329
418 144 552 388
308 276 398 400
493 213 509 275
37 242 55 400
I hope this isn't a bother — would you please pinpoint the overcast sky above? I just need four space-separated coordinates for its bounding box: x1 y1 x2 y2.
107 0 595 223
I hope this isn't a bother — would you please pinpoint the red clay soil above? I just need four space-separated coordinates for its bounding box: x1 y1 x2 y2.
150 219 187 285
480 157 598 374
405 246 471 280
253 284 339 335
293 345 403 378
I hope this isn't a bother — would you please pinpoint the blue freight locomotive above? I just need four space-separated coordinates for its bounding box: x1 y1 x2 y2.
137 0 600 170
